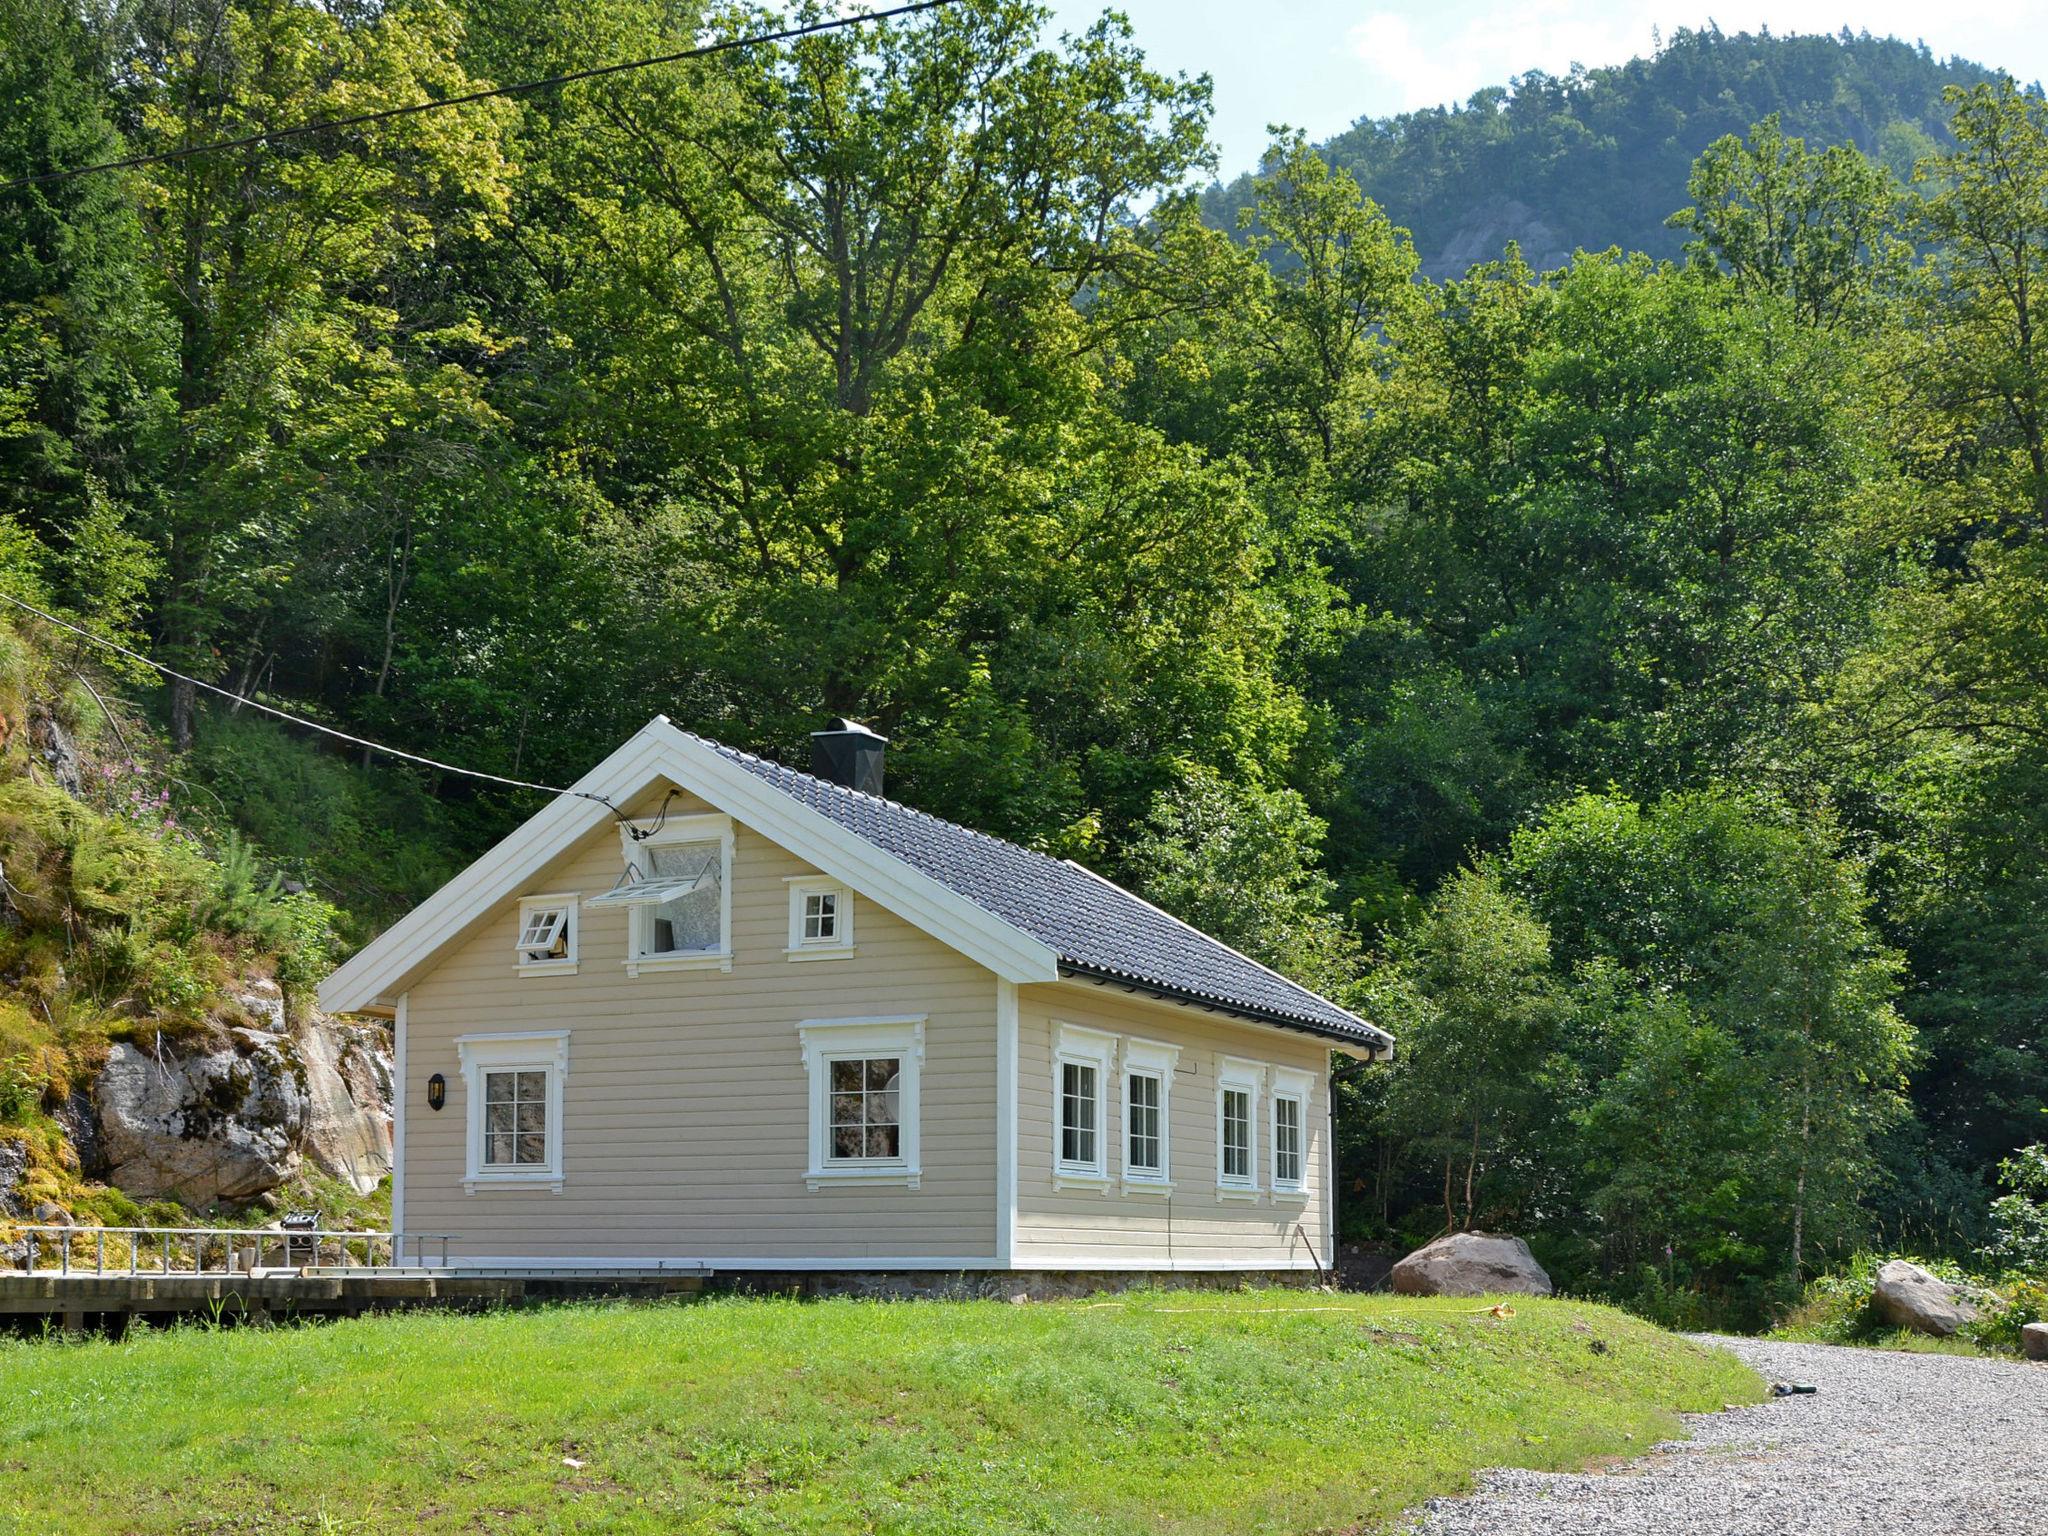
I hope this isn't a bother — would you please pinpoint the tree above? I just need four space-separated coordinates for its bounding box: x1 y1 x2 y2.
124 0 517 746
1506 791 1913 1284
1124 765 1358 994
1671 113 1909 329
1368 866 1567 1233
1911 78 2048 530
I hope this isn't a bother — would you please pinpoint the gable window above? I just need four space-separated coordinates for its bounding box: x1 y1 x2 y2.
799 1016 924 1188
457 1031 569 1193
605 812 734 975
1216 1056 1263 1199
1271 1067 1312 1196
1121 1036 1180 1194
786 877 856 959
1052 1023 1115 1189
515 894 577 975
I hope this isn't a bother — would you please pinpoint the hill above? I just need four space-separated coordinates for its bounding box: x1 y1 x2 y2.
1204 27 1999 275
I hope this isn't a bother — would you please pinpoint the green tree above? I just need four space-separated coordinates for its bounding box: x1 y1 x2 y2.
1368 866 1567 1233
1507 791 1913 1284
1671 113 1909 329
1124 764 1358 994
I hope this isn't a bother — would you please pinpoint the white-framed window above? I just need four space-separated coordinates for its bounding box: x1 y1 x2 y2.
1216 1055 1263 1199
456 1031 569 1193
798 1016 924 1189
616 813 734 975
1052 1022 1116 1189
514 893 578 975
1121 1036 1180 1194
785 876 855 960
1271 1066 1313 1196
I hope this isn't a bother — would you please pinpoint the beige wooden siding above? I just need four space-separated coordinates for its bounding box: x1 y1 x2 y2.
401 786 999 1264
1012 984 1333 1270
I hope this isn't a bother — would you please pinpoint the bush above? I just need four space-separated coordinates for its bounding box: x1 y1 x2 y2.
1981 1144 2048 1272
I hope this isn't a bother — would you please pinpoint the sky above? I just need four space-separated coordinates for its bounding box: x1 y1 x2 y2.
1038 0 2048 179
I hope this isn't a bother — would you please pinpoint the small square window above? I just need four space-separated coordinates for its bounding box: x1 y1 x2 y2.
787 879 855 958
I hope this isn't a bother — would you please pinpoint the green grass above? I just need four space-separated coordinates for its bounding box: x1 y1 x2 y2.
0 1291 1763 1535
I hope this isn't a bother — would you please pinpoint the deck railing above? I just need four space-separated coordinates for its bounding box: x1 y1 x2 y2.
3 1224 457 1276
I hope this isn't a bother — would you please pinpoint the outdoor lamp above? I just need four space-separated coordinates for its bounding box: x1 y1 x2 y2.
427 1072 446 1111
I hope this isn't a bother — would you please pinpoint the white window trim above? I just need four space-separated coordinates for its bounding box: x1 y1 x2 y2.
1216 1054 1264 1201
784 874 856 960
1120 1035 1180 1196
456 1031 570 1194
798 1015 925 1190
1052 1022 1116 1191
618 812 734 975
514 892 579 976
1270 1065 1313 1199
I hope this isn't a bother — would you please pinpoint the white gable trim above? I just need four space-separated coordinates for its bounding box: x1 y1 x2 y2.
318 717 1059 1015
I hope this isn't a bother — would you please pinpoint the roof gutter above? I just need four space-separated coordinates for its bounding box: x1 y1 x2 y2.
1055 961 1393 1059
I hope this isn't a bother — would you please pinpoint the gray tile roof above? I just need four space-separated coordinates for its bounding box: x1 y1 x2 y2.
700 736 1389 1050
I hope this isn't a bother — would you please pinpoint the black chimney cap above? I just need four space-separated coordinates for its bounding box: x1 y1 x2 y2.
810 720 888 796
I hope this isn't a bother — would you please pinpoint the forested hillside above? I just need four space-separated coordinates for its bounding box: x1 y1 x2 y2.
2 0 2046 1325
1206 28 1995 275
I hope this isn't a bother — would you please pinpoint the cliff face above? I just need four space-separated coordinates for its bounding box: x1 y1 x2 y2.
87 978 393 1208
0 633 391 1231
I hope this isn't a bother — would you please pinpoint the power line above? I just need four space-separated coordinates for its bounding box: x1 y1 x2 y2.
0 0 960 196
0 590 610 809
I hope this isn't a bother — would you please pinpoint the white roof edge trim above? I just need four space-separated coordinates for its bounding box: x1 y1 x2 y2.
317 731 671 1014
642 720 1059 984
319 717 1061 1014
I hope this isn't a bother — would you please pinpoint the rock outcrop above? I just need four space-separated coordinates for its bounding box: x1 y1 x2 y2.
90 978 393 1208
2023 1322 2048 1362
1870 1259 1979 1338
295 1012 394 1195
1390 1231 1553 1297
96 1031 307 1205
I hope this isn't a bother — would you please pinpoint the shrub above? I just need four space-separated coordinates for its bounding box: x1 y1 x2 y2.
1981 1144 2048 1272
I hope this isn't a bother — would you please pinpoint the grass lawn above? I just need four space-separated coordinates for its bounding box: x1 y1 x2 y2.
0 1290 1762 1535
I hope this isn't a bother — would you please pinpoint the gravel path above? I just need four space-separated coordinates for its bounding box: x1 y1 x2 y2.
1407 1336 2048 1535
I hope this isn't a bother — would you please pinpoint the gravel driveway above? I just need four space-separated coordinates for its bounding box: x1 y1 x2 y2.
1407 1336 2048 1535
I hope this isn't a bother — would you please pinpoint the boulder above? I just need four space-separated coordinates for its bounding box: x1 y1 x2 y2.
1871 1259 1979 1337
2022 1322 2048 1362
1390 1231 1553 1297
95 1033 307 1205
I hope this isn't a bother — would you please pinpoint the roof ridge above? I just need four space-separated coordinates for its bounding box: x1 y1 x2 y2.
686 729 1079 864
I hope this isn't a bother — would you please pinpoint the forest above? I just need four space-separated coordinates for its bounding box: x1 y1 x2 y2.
1 0 2045 1325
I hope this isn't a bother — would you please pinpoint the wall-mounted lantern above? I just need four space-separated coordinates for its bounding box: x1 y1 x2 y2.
426 1072 446 1111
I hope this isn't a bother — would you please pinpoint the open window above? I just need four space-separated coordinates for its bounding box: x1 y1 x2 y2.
1216 1056 1263 1199
590 812 734 975
1270 1066 1313 1196
786 876 855 959
799 1016 924 1189
457 1031 569 1193
1121 1036 1180 1194
515 894 577 975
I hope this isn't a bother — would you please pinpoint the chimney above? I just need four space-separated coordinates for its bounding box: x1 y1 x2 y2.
809 718 887 796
